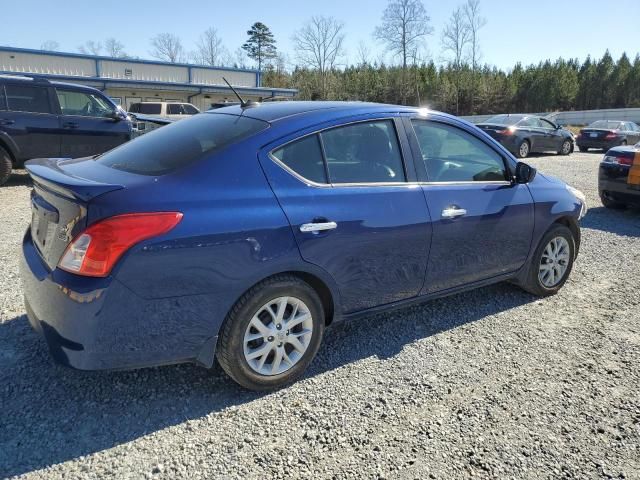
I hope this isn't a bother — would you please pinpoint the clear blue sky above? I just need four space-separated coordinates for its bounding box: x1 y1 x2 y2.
2 0 638 69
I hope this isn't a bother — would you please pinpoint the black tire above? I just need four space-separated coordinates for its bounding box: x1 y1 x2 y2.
519 224 576 297
600 193 626 210
578 146 588 153
0 147 12 187
516 140 530 159
216 274 325 391
558 139 572 155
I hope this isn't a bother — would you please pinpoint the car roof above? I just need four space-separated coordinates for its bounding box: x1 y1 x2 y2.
0 74 101 92
208 101 421 123
133 101 192 104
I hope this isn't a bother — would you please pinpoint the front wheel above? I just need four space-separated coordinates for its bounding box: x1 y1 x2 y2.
516 140 530 159
519 224 576 296
216 275 325 391
559 139 572 155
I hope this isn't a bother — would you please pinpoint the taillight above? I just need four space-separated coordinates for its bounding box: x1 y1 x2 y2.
603 154 634 166
605 132 618 140
58 212 183 277
497 126 516 135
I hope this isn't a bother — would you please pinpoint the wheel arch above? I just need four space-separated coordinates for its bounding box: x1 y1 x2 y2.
553 216 581 257
0 135 17 165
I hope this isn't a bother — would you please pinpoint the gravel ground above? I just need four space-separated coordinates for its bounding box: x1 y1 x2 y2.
1 152 639 479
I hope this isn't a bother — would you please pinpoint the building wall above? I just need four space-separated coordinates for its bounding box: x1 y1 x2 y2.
0 50 96 77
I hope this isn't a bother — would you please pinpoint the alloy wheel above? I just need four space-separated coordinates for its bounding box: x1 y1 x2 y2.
538 236 571 288
561 140 572 155
519 141 529 158
243 296 314 376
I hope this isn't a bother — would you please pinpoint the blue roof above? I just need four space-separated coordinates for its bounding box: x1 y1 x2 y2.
211 101 419 122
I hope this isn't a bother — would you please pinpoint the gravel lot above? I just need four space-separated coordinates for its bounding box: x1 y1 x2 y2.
1 151 639 479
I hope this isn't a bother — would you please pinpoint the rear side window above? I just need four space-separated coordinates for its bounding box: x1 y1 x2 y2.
272 135 327 184
96 113 268 175
412 120 508 182
321 120 406 183
131 103 161 115
5 85 52 114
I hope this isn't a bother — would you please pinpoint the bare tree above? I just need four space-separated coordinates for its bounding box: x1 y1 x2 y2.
104 38 127 58
356 40 371 66
293 16 345 99
78 40 103 56
40 40 59 51
463 0 486 113
149 33 184 63
194 27 229 66
233 47 249 69
442 6 470 114
374 0 433 103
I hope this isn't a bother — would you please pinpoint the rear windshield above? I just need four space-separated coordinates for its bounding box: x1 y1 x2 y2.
129 103 161 114
588 120 623 129
96 113 269 175
484 114 525 126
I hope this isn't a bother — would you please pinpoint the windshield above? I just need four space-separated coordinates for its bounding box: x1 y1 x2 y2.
588 120 623 130
96 113 269 175
484 114 525 126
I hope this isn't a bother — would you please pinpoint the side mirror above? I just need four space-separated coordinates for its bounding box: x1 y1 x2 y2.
515 162 537 184
110 108 128 122
555 124 563 130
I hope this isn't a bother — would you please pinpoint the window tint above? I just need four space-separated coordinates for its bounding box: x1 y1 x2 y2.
272 134 327 184
321 120 405 183
130 103 161 115
56 90 114 117
5 85 51 114
411 120 508 182
167 104 183 115
96 113 268 175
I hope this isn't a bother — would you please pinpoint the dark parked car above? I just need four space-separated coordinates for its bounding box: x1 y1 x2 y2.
598 142 640 208
20 102 586 390
0 75 132 186
576 120 640 152
477 114 574 159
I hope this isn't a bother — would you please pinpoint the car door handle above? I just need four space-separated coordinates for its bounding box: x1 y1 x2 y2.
63 122 79 129
0 119 14 125
300 221 338 233
442 207 467 219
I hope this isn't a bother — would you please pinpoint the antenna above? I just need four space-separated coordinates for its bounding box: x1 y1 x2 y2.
222 77 259 108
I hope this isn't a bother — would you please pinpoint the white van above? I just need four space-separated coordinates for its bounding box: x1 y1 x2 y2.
128 102 200 120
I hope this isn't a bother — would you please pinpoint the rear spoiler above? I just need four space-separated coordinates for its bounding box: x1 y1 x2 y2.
25 158 123 202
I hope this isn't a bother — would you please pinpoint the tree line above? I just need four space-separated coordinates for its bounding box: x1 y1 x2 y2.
37 0 640 116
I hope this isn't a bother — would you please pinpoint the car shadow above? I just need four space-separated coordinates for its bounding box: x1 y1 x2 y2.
581 206 640 237
0 282 534 477
3 170 31 187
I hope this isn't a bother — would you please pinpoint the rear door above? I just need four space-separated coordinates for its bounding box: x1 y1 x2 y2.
259 116 433 313
407 117 534 293
55 88 130 158
1 82 60 161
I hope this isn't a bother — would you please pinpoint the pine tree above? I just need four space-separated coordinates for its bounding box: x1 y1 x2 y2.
242 22 277 71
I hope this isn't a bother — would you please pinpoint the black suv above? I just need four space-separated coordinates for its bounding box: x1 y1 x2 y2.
0 75 132 186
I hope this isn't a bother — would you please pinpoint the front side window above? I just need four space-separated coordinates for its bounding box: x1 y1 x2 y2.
540 119 556 129
167 104 183 115
412 120 508 183
183 104 199 115
5 84 52 114
272 134 327 184
321 120 406 183
56 90 114 117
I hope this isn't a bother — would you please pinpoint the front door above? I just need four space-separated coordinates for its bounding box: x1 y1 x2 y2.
260 117 432 313
540 118 564 151
408 117 535 294
56 88 130 158
1 83 60 162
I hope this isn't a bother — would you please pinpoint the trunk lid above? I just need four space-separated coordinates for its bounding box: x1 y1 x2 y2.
580 128 617 139
26 158 124 270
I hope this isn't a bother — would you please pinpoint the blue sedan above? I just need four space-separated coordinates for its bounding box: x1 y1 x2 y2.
20 102 587 390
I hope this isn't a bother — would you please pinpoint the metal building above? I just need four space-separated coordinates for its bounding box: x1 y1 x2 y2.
0 46 297 111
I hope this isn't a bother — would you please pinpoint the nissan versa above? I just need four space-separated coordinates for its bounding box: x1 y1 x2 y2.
20 102 587 390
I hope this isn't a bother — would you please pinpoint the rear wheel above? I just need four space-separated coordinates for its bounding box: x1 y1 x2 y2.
216 275 325 391
519 224 575 296
516 140 530 159
578 146 588 153
0 147 12 187
559 139 572 155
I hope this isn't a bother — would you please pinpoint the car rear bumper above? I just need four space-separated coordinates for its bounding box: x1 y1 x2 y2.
577 138 622 150
598 164 640 206
20 229 217 371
